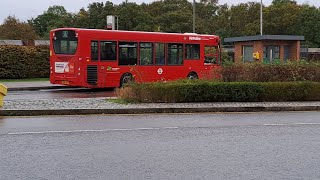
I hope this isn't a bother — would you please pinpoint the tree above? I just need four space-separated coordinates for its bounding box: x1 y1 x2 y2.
272 0 297 5
0 16 38 40
29 6 73 39
116 1 155 31
295 5 320 47
263 2 301 35
228 2 260 36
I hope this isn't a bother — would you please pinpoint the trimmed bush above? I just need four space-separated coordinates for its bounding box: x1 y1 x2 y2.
221 62 320 82
117 81 320 103
0 45 49 79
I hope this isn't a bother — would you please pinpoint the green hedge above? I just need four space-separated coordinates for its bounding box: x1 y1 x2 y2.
221 62 320 82
0 45 49 79
117 81 320 102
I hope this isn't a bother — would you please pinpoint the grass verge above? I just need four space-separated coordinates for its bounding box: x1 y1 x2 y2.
0 78 49 82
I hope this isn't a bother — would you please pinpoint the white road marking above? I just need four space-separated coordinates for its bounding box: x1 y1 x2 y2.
263 124 287 126
293 123 320 125
7 127 179 135
264 123 320 126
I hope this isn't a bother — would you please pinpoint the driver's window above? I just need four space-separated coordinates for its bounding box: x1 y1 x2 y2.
204 46 219 64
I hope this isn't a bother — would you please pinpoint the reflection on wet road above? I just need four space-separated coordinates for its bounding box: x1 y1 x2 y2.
5 88 117 100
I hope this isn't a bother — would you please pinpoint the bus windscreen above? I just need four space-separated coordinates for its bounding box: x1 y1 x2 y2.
53 30 78 55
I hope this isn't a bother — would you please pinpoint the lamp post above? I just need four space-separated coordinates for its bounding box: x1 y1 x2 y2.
193 0 196 33
260 0 263 35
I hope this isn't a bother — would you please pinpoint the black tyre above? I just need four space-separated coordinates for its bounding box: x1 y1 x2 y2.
120 73 133 87
187 72 198 80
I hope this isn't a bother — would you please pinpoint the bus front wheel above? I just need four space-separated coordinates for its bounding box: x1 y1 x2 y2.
187 72 198 80
120 73 134 87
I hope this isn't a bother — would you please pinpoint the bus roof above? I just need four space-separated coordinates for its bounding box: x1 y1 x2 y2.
51 28 220 40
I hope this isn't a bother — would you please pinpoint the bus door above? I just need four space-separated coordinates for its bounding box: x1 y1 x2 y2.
89 41 117 87
203 44 220 79
88 41 100 87
99 41 117 87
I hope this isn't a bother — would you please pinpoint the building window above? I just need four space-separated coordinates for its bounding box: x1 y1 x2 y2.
100 41 117 61
155 43 165 65
119 42 137 65
185 44 200 60
167 43 183 65
243 45 254 62
263 46 280 63
140 43 153 65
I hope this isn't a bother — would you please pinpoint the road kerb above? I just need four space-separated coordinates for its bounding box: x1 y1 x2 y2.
1 106 320 116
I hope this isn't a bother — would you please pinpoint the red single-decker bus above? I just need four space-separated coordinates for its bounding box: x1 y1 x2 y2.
50 28 221 88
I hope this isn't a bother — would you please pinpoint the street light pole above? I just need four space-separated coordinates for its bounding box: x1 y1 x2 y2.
193 0 195 33
260 0 263 35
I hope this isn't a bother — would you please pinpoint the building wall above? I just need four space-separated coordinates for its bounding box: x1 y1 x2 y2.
233 40 301 63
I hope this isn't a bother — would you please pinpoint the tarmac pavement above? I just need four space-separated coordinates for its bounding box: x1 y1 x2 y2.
1 81 320 116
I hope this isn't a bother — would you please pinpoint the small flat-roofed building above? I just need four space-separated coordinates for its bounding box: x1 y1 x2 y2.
224 35 305 63
0 40 23 46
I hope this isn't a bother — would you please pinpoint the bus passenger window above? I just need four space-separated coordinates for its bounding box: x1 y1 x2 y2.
140 43 153 66
204 46 219 64
167 43 183 65
185 44 200 60
91 41 98 61
119 42 137 65
155 43 165 65
100 41 117 61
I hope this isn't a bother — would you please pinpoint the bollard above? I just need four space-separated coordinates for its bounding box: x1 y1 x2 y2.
0 83 7 108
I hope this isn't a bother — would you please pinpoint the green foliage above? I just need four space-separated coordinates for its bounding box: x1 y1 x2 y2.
221 61 320 82
28 6 73 39
117 81 320 102
0 16 38 40
0 45 49 79
118 80 320 103
261 81 320 101
118 80 264 102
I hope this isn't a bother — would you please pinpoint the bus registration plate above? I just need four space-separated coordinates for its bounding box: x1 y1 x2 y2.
62 81 69 85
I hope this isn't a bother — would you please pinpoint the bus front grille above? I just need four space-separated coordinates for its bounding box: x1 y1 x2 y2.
87 65 98 85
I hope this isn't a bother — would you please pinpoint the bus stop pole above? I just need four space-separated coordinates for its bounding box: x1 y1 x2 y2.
193 0 195 33
260 0 263 35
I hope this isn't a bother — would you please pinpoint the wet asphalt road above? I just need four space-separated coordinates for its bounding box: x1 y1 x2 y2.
1 112 320 179
5 88 116 100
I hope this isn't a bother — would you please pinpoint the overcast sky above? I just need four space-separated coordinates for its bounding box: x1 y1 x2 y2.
1 0 319 24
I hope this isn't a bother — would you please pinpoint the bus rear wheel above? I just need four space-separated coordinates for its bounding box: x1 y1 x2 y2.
187 72 198 80
120 73 134 87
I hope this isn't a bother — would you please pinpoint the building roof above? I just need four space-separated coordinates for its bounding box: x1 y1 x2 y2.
35 40 50 46
0 40 23 45
224 35 305 43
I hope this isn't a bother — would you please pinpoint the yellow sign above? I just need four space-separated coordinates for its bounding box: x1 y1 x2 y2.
0 83 8 108
253 52 260 60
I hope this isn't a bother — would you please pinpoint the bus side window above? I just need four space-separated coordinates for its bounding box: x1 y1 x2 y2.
119 42 137 65
155 43 165 65
204 46 218 64
91 41 98 61
140 42 153 66
100 41 117 61
167 43 183 65
185 44 200 60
